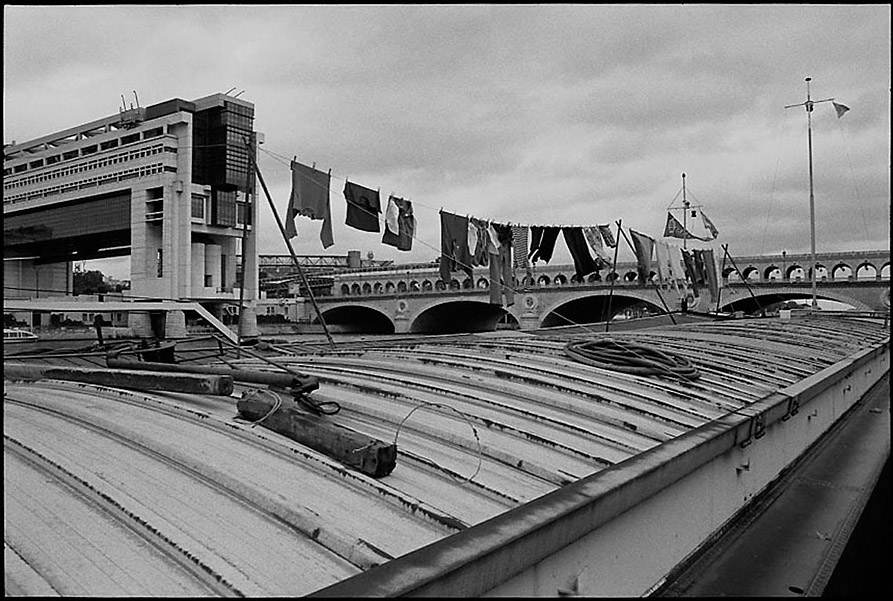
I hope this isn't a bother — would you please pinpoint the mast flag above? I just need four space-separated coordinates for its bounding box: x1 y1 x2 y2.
832 101 850 119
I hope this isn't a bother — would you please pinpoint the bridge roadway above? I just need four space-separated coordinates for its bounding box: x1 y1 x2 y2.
314 271 891 335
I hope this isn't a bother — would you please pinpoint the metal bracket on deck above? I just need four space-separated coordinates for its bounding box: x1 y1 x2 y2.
782 395 800 421
739 412 767 448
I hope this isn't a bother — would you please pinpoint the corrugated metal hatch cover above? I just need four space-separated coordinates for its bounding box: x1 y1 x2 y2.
4 314 888 596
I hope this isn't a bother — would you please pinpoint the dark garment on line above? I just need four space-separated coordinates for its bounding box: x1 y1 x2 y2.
489 222 514 307
681 249 700 297
630 229 654 286
287 160 333 248
529 226 560 264
440 211 472 284
344 180 381 233
562 227 599 282
695 249 719 298
381 196 415 251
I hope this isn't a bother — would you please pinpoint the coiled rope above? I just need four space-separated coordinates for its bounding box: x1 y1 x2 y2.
564 339 701 382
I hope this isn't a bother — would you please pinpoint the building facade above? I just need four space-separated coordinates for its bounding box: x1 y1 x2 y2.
3 93 260 335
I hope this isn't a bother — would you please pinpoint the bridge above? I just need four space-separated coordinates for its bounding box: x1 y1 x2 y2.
298 250 890 334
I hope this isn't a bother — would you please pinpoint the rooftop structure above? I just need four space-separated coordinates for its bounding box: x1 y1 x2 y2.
3 93 261 337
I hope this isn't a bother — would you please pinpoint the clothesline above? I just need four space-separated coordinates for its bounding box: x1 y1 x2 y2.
257 145 645 232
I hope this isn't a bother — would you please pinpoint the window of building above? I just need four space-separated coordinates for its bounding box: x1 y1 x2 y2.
156 249 163 278
13 164 27 173
191 194 206 220
29 159 44 169
143 127 164 139
121 133 140 145
46 155 60 165
100 139 119 150
63 150 79 160
82 145 98 155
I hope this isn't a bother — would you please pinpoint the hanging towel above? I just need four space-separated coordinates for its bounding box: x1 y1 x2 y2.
344 180 381 232
488 222 514 307
440 211 472 284
381 196 415 251
287 160 333 248
597 224 617 248
529 226 560 264
629 229 654 286
562 227 599 281
700 248 720 298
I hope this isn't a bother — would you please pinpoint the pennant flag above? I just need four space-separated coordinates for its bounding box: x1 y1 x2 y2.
832 101 850 119
597 224 617 248
701 210 719 240
663 211 710 241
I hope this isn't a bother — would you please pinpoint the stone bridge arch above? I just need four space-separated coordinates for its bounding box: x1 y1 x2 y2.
718 287 875 314
314 302 395 334
409 298 514 334
537 290 666 328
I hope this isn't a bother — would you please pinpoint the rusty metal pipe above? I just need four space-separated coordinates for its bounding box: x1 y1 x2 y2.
106 357 318 393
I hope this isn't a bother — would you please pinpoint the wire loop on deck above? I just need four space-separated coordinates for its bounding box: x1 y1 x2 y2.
564 338 701 382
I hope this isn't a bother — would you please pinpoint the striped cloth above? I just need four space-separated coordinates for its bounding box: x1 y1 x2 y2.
511 225 532 287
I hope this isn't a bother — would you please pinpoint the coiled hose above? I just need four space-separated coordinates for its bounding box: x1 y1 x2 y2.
564 338 701 382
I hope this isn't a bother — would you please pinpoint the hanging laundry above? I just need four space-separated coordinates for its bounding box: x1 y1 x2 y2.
681 249 700 297
287 160 333 248
439 211 472 284
469 217 490 267
381 196 415 251
699 248 720 298
344 180 381 232
629 229 654 286
654 240 676 287
583 226 611 269
529 226 560 264
488 222 514 307
597 224 617 248
511 225 532 288
562 227 599 281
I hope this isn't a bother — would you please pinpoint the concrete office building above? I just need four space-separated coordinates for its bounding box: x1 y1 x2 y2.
3 93 260 337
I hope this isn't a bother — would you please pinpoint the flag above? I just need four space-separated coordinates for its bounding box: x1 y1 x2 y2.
663 211 710 241
701 210 719 240
832 101 850 119
597 224 617 248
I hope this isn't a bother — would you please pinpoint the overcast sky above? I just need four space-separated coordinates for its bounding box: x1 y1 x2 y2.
4 4 890 278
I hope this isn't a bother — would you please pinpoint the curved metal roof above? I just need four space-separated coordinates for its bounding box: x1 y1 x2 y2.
3 313 889 596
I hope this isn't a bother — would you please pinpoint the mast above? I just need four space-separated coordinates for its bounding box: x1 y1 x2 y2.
784 77 836 309
681 173 689 250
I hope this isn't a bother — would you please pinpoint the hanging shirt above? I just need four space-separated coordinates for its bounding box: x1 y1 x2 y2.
529 226 560 264
344 180 381 232
469 217 490 267
440 211 472 284
562 227 599 281
381 196 415 251
629 229 654 286
287 160 333 248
